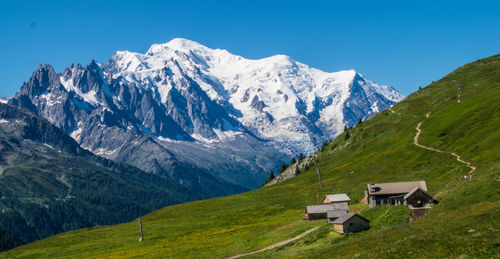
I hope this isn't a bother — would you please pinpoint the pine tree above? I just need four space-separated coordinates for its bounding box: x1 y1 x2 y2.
344 125 348 132
291 157 296 164
295 167 300 175
280 163 287 173
298 153 304 161
321 141 328 151
267 170 275 183
345 131 351 140
357 118 363 125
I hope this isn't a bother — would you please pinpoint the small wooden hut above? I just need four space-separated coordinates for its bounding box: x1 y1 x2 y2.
322 193 350 205
327 209 347 223
404 186 436 208
332 213 370 233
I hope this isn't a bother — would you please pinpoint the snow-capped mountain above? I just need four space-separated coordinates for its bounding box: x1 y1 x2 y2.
9 38 403 196
105 38 402 153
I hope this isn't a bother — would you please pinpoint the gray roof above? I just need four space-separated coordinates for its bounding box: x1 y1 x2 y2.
332 213 369 224
306 203 348 214
403 186 434 200
323 193 351 203
327 209 347 218
367 181 427 195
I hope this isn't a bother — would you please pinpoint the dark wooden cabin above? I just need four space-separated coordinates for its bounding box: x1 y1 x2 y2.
327 209 347 223
404 186 437 208
332 213 370 233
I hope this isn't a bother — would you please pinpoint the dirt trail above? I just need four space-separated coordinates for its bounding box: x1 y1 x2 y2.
225 226 320 259
413 113 442 153
451 153 476 174
413 112 476 175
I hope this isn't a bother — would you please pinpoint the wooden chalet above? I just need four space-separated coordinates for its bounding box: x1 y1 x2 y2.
332 213 370 233
403 186 437 208
365 181 429 208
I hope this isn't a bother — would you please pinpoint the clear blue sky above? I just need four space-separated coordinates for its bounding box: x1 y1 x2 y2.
1 0 499 97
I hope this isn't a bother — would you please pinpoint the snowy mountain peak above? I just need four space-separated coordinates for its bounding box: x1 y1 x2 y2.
165 38 209 50
147 38 212 56
101 39 404 153
10 38 405 195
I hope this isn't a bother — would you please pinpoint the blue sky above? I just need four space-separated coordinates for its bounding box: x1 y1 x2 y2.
1 0 499 97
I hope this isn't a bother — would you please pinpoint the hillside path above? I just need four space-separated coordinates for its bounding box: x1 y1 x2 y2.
413 112 476 175
225 226 320 259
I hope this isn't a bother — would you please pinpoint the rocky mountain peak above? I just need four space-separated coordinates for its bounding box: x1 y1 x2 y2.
8 39 404 196
22 64 60 97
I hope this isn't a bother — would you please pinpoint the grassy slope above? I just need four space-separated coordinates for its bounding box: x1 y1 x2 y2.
4 54 500 258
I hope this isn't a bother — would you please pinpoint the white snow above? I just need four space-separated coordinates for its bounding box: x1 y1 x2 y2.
0 119 9 124
98 38 403 154
40 93 64 106
60 71 102 108
43 143 55 149
94 147 119 156
70 127 83 142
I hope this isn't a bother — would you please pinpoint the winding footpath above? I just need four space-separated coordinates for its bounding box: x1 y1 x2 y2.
225 227 320 259
413 112 476 175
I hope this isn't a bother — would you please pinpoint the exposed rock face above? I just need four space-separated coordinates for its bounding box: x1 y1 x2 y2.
8 38 404 195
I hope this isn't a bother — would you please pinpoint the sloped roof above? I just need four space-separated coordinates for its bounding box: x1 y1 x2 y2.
332 213 370 224
323 193 351 203
403 186 434 200
327 209 347 218
306 203 348 214
367 181 427 195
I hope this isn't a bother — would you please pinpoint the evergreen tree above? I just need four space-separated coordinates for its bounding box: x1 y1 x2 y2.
266 170 275 183
280 163 287 173
345 131 351 140
357 118 363 125
298 153 304 161
295 167 300 175
291 157 296 164
321 141 328 151
344 125 348 132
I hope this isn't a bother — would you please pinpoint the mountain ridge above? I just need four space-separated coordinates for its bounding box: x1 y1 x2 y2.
8 38 403 195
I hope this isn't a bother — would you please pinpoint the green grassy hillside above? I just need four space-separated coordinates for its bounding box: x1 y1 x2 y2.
3 54 499 258
0 103 199 248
